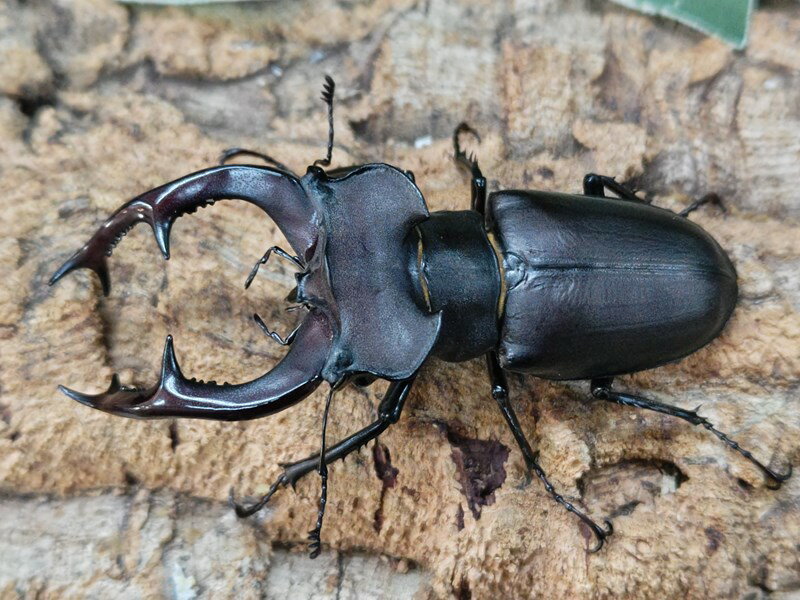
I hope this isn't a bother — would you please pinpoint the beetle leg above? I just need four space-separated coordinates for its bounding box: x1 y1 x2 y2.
679 192 725 217
58 311 332 420
584 173 726 217
218 147 294 174
452 122 487 214
231 375 416 556
244 245 304 289
307 384 337 558
487 353 613 552
583 173 649 204
313 76 336 168
590 378 793 487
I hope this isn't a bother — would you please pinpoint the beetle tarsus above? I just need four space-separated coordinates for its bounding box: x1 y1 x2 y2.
313 76 336 168
587 520 614 553
230 476 285 518
244 245 304 289
583 173 649 204
590 379 793 488
306 385 335 558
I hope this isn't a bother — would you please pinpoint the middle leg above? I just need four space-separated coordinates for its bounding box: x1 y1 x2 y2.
487 353 613 552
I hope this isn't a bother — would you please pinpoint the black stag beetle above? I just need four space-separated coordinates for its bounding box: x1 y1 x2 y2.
50 76 792 556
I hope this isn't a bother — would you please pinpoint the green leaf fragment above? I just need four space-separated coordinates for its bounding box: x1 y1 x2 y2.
610 0 754 49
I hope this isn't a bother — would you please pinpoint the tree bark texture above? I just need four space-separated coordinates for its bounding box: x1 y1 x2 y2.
0 0 799 598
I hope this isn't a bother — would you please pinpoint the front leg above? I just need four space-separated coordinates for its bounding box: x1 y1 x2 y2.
231 375 416 555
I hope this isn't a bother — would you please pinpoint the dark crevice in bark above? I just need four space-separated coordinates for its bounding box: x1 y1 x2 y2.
372 442 398 532
438 423 509 520
168 422 180 452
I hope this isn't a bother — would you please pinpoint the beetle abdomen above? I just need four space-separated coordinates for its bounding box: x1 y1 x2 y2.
488 191 738 380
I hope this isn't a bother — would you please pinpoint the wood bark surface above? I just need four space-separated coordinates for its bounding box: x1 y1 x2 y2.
0 0 799 598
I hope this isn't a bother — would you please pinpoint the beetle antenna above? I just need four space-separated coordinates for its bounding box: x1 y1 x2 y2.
308 384 337 558
313 75 336 168
254 313 301 346
245 245 304 289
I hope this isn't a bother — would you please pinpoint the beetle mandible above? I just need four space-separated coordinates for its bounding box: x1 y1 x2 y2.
49 76 792 557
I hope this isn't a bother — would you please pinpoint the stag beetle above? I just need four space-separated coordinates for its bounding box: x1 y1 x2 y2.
50 76 792 557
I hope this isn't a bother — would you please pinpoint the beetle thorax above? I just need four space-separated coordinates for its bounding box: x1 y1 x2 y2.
410 211 502 363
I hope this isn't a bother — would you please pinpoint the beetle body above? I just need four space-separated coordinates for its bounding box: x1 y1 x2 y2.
49 80 789 557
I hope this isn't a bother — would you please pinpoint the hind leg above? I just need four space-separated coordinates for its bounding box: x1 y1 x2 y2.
678 193 724 217
583 173 648 203
590 377 792 487
583 173 724 217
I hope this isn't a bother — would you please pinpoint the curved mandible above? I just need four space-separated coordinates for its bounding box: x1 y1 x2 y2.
49 165 318 295
59 310 333 420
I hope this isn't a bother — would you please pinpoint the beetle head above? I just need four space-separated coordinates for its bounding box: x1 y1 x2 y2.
50 162 441 419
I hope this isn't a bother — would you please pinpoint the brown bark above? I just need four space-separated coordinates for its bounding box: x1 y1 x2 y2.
1 0 799 597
